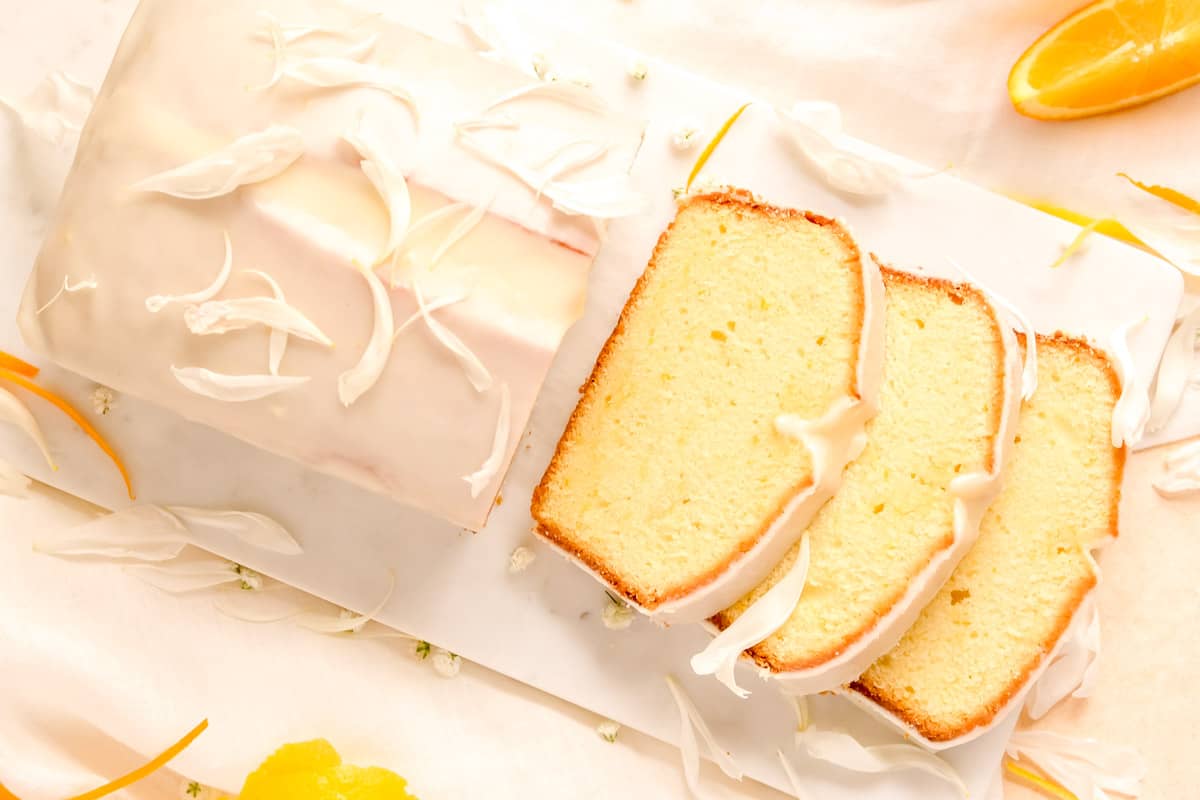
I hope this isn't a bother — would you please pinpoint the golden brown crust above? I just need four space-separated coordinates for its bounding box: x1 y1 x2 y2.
531 188 866 609
848 332 1126 742
713 262 1012 671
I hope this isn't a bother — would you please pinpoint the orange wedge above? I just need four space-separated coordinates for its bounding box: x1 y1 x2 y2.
1009 0 1200 120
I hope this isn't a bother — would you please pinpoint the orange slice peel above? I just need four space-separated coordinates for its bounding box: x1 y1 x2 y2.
0 352 40 378
1009 0 1200 120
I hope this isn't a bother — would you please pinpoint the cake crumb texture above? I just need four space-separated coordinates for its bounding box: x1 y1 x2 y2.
853 333 1123 742
532 191 864 609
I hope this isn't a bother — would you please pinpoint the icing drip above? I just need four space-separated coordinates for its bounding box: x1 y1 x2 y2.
1110 317 1150 448
771 271 1024 694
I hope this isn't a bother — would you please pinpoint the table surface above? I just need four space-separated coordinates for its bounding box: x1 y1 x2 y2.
3 1 1199 798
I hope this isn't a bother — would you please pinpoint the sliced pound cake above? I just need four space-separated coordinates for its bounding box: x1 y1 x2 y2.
849 333 1123 746
713 266 1021 693
532 190 884 623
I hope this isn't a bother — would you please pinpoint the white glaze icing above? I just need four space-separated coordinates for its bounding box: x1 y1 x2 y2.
1110 317 1151 448
17 0 644 530
767 278 1025 695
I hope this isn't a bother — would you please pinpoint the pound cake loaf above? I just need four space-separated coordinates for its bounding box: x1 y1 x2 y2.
849 333 1123 746
18 0 644 529
713 266 1022 693
532 190 885 623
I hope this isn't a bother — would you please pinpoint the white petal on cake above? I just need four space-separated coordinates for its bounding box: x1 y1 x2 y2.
464 383 511 498
131 125 305 199
338 262 396 407
171 366 310 402
146 231 233 313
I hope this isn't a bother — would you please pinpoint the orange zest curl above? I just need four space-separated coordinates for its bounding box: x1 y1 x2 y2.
0 352 39 378
1005 759 1078 800
685 102 751 192
1118 173 1200 218
66 719 208 800
0 365 134 499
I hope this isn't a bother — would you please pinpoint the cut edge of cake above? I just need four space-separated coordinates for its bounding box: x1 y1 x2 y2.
531 188 886 623
733 264 1025 695
841 332 1125 749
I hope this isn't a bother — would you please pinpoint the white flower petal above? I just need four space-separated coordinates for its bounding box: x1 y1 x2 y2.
172 366 310 402
664 674 743 798
338 263 395 407
458 0 543 77
691 534 810 698
597 720 622 743
243 269 289 375
508 545 536 573
456 130 643 220
184 296 332 346
412 275 492 392
1154 439 1200 498
344 115 411 260
132 126 304 199
428 202 488 269
1147 305 1200 432
167 506 302 555
430 647 462 678
1006 730 1146 800
464 384 511 497
281 59 418 123
0 458 32 498
33 505 188 561
796 728 966 797
602 595 634 630
777 102 903 198
125 558 242 593
296 569 395 633
36 274 98 315
777 749 808 800
0 71 94 146
1026 595 1100 719
0 385 56 470
147 231 233 313
1110 317 1151 448
484 81 608 114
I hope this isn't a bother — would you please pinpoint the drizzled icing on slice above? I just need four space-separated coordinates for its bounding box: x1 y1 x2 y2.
131 126 304 200
1110 316 1150 448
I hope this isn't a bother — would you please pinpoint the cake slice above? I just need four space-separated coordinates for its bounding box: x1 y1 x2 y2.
849 333 1123 746
18 0 644 529
532 190 885 623
713 266 1022 693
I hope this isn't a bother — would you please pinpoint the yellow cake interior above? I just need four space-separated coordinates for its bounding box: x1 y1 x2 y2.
852 334 1123 742
716 267 1008 671
532 191 865 609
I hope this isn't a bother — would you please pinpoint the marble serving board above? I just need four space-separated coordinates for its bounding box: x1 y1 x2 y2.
0 1 1182 797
